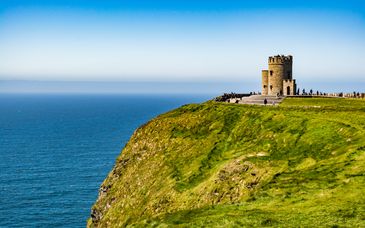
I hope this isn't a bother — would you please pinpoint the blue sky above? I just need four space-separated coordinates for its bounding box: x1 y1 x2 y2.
0 0 365 93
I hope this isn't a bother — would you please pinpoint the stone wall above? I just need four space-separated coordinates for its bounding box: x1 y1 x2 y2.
268 62 284 95
283 79 297 96
262 70 268 95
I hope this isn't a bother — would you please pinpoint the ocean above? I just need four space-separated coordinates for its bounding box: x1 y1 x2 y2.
0 94 211 227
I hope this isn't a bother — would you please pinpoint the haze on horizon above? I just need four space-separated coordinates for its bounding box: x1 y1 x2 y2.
1 0 365 93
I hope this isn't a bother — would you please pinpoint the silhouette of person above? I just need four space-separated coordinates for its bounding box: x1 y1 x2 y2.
264 98 267 105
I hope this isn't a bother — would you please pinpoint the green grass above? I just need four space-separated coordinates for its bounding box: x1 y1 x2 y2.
281 97 365 109
88 98 365 227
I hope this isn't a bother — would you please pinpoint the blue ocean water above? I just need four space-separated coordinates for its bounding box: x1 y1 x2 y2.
0 94 211 227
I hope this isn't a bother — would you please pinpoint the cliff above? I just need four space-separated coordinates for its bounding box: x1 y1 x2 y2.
88 98 365 227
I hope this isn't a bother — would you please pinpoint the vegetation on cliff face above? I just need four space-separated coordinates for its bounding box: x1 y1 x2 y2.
88 98 365 227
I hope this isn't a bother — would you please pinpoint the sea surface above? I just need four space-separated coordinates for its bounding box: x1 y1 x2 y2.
0 94 211 227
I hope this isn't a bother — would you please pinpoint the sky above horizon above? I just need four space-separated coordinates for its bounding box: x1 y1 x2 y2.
0 1 365 93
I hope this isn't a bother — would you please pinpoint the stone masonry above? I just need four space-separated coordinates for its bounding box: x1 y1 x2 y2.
262 55 296 96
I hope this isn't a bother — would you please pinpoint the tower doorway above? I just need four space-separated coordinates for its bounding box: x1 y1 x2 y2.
286 86 291 95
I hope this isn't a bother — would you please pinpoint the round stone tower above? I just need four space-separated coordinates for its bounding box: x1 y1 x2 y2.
267 55 292 96
261 70 269 95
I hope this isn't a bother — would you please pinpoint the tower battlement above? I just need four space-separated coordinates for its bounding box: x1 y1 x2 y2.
283 79 295 83
268 55 292 64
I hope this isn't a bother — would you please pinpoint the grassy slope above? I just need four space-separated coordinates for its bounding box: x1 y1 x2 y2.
89 98 365 227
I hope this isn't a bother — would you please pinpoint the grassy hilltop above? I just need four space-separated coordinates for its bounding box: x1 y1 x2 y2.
89 98 365 227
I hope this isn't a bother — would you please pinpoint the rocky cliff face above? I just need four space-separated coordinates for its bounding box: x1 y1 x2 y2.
88 98 365 227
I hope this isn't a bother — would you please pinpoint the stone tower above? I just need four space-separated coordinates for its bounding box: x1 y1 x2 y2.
262 55 296 96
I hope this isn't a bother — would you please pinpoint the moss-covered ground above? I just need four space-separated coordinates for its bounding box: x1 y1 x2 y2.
89 97 365 227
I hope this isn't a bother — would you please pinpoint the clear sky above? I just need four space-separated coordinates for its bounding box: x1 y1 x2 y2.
0 0 365 93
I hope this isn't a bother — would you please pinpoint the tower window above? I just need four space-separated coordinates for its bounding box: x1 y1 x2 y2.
263 85 267 88
270 71 273 76
270 85 273 90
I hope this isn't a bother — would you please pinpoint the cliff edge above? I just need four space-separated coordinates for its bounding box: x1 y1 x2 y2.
88 98 365 227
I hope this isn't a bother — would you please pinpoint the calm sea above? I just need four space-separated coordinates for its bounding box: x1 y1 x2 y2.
0 94 211 227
